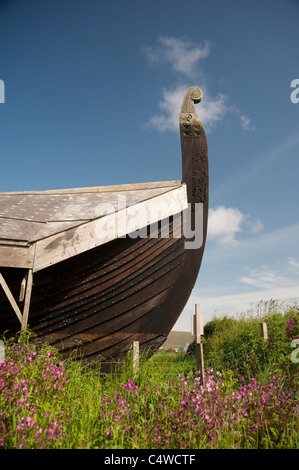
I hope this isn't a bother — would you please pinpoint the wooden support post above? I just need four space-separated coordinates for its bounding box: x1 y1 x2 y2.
21 269 33 330
192 304 204 384
260 322 268 341
0 272 23 324
132 340 139 377
0 269 33 329
196 343 204 384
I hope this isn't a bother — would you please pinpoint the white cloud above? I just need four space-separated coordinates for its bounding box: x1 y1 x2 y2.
143 35 254 133
288 257 299 270
208 205 244 245
244 219 264 234
144 36 211 79
207 205 263 246
239 269 288 289
206 223 299 265
240 113 256 132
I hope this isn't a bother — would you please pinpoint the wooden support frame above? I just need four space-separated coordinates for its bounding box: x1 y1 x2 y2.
0 269 33 330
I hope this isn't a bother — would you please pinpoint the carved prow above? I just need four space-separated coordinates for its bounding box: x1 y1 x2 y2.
180 86 208 207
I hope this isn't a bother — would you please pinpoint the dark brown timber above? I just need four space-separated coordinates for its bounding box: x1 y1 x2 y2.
0 86 208 366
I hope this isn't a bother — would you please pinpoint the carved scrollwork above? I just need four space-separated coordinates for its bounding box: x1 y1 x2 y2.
180 86 202 114
179 86 204 137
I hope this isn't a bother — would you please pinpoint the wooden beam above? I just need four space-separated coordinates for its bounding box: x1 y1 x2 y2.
33 185 188 272
0 244 34 269
0 180 182 196
19 276 26 302
192 304 204 344
21 269 33 330
0 271 23 324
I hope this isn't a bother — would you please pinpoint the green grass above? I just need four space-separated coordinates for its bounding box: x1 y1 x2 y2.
0 301 298 449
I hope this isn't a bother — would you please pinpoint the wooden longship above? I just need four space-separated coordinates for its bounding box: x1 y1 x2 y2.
0 86 208 365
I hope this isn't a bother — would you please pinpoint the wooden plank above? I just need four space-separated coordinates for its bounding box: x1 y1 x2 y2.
0 272 23 324
48 187 178 222
0 244 35 269
33 185 188 272
0 182 183 245
0 180 182 196
0 217 46 241
19 276 26 302
21 269 33 330
195 304 204 343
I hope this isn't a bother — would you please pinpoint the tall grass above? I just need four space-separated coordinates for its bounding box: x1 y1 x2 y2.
0 301 298 449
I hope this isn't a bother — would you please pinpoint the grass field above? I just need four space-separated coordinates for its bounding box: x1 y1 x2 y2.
0 301 298 449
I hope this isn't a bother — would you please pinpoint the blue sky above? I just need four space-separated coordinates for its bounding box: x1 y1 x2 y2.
0 0 298 330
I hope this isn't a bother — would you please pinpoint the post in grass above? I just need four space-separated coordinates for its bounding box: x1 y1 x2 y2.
260 322 268 341
132 340 139 378
191 304 204 384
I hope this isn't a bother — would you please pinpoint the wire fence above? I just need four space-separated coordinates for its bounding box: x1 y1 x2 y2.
81 312 272 382
82 341 266 382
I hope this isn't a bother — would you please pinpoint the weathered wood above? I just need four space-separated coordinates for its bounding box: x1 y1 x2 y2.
132 340 139 376
21 269 33 330
196 343 204 385
0 272 23 324
33 185 187 272
0 245 34 269
19 276 26 302
191 304 204 343
191 305 205 383
0 180 181 196
260 322 268 340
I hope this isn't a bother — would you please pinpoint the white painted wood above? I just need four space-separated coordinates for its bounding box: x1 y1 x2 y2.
33 185 188 272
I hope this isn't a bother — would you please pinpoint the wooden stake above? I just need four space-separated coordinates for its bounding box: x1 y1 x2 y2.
132 340 139 377
192 304 205 384
192 304 204 343
196 343 204 384
260 322 268 341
